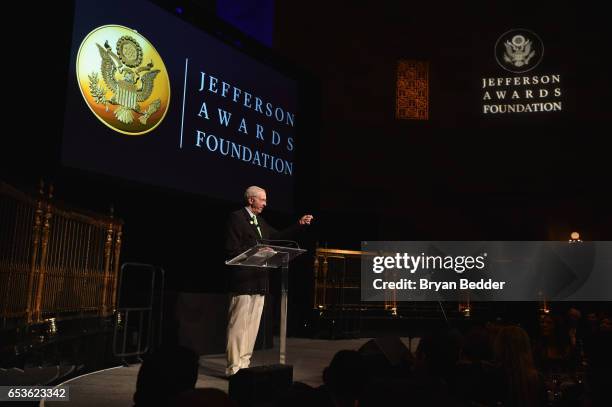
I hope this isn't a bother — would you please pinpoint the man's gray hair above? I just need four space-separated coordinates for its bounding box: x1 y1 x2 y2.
244 186 265 203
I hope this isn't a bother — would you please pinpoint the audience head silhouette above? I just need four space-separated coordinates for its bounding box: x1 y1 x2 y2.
133 345 199 407
322 350 368 407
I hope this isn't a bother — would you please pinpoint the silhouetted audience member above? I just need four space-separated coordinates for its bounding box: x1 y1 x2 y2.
461 326 494 363
586 330 612 406
372 330 461 407
533 314 575 374
585 312 599 333
133 345 199 407
318 350 368 407
274 382 321 407
495 325 545 407
583 311 601 361
453 326 501 406
415 329 461 385
598 314 611 332
566 307 582 349
170 388 234 407
360 378 422 407
485 319 504 341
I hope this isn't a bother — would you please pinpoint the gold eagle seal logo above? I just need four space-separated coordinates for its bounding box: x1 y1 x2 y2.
76 25 170 135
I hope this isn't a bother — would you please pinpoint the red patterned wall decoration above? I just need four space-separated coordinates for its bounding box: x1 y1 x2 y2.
396 60 429 120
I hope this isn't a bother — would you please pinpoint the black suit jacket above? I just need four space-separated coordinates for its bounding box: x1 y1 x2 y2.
225 208 301 294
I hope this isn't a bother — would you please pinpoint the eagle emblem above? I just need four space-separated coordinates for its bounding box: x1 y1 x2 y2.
88 35 161 125
503 34 536 68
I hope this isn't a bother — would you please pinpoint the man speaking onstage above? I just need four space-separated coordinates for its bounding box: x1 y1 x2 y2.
224 186 313 376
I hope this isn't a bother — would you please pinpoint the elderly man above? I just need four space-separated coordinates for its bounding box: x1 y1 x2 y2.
224 186 313 376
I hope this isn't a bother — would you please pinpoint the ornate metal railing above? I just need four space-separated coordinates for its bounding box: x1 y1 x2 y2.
313 247 397 312
313 247 474 320
0 181 123 328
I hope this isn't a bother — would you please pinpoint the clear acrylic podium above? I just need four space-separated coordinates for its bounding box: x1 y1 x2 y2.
225 243 306 364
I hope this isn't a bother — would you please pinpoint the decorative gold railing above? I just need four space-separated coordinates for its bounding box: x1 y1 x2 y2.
313 247 397 312
0 181 123 327
313 247 473 318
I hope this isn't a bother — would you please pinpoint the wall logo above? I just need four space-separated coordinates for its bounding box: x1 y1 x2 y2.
495 29 544 73
76 25 170 135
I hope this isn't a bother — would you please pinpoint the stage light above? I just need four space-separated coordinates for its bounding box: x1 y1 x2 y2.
569 231 582 243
